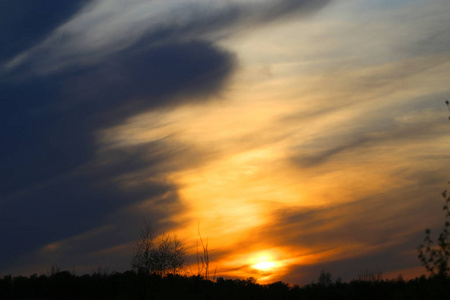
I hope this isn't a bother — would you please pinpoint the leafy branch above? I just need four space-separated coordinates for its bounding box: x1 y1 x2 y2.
417 189 450 276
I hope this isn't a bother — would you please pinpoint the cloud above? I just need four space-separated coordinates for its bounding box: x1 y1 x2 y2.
240 182 443 283
4 0 448 283
286 241 421 283
292 111 446 168
1 40 235 195
0 1 87 64
0 139 179 268
0 0 332 274
2 0 331 76
279 52 450 168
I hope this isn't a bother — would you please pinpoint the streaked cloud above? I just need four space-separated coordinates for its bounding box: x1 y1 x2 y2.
2 0 330 76
1 0 449 285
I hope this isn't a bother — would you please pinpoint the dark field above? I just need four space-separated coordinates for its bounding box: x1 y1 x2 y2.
1 271 449 300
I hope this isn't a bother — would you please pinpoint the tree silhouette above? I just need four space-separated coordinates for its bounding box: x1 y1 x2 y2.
150 232 186 277
318 269 333 287
131 221 186 277
197 225 212 280
418 189 450 276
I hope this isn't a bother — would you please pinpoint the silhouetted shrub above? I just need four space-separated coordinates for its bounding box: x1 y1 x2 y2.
417 183 450 276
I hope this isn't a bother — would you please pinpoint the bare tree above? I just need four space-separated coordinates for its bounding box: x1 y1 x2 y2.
131 220 157 275
151 233 186 277
197 224 217 280
197 228 209 279
131 221 186 277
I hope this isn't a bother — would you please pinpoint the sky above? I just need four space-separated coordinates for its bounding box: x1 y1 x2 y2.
1 0 450 284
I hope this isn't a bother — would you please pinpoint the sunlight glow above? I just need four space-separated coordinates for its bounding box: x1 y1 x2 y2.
253 261 276 271
249 252 280 273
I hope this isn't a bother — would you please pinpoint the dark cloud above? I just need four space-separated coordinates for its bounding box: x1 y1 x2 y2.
0 41 234 269
0 0 89 64
286 239 421 283
0 139 183 270
258 0 332 22
1 39 236 192
2 0 331 77
0 0 333 274
0 5 237 273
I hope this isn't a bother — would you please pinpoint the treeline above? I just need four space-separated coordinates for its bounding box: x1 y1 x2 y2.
0 270 449 300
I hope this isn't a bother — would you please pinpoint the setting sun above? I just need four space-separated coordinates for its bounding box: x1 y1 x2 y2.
253 261 276 271
249 252 281 274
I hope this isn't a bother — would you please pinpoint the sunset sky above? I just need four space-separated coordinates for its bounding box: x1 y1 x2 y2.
1 0 450 284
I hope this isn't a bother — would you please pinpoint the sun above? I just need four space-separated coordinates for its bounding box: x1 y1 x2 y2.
253 261 276 271
250 253 278 272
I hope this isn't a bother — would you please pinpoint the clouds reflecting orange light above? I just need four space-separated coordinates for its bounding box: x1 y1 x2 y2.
3 0 450 287
55 0 450 283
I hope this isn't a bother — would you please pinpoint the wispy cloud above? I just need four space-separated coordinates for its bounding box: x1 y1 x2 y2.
2 0 330 76
0 0 332 275
1 0 449 283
